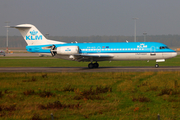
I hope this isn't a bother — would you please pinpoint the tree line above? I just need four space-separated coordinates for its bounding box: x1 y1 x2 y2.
0 34 179 48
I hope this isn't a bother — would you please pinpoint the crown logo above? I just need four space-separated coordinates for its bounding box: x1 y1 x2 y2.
30 30 38 35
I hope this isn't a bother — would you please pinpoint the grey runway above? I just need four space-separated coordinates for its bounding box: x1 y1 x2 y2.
1 67 180 72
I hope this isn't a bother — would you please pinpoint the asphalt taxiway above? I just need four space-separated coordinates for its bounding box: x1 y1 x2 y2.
1 67 180 72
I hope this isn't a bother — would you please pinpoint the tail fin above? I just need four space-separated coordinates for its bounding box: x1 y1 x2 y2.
11 24 65 45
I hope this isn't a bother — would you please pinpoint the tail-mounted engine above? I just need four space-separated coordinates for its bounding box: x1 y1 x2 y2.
50 45 79 56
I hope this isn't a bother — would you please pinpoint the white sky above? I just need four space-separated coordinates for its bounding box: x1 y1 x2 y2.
1 0 180 36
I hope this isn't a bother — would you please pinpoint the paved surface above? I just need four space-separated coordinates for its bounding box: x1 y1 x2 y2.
4 53 41 57
1 67 180 72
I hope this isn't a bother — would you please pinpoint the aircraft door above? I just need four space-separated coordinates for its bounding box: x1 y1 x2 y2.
97 46 101 53
150 46 156 56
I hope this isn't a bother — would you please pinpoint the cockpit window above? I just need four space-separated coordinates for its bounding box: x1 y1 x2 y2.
160 46 169 49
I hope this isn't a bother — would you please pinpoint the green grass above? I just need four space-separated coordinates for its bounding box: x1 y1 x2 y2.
0 55 180 67
0 72 180 119
0 55 180 119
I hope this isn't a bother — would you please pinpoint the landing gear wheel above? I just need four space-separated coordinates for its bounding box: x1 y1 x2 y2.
155 64 159 68
88 63 94 69
93 63 99 68
88 62 99 69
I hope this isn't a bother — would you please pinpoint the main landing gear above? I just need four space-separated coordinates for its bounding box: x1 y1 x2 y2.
88 62 99 69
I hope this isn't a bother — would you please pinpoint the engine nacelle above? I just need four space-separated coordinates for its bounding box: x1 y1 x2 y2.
56 46 79 55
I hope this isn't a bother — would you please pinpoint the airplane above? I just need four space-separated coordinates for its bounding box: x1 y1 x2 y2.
10 24 177 68
0 50 5 56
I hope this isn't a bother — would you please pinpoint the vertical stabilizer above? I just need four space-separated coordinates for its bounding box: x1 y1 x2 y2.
11 24 65 45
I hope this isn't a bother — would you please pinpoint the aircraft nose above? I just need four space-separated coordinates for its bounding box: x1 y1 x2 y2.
172 52 177 57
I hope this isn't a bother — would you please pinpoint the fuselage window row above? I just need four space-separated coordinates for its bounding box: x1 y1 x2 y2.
80 48 146 51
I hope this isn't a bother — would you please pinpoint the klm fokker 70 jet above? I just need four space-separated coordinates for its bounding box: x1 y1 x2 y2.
11 24 177 68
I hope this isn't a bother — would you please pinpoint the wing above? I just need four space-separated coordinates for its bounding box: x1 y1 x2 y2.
73 54 114 62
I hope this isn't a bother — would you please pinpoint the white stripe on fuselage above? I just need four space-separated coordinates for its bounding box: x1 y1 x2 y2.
88 52 176 60
111 52 176 60
55 52 177 61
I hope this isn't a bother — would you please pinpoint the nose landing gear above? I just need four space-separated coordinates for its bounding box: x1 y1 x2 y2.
155 64 159 68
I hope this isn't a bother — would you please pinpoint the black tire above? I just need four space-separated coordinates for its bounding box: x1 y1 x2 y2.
155 64 159 68
88 63 94 69
93 63 99 68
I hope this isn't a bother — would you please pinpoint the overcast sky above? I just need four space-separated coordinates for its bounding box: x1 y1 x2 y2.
1 0 180 36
